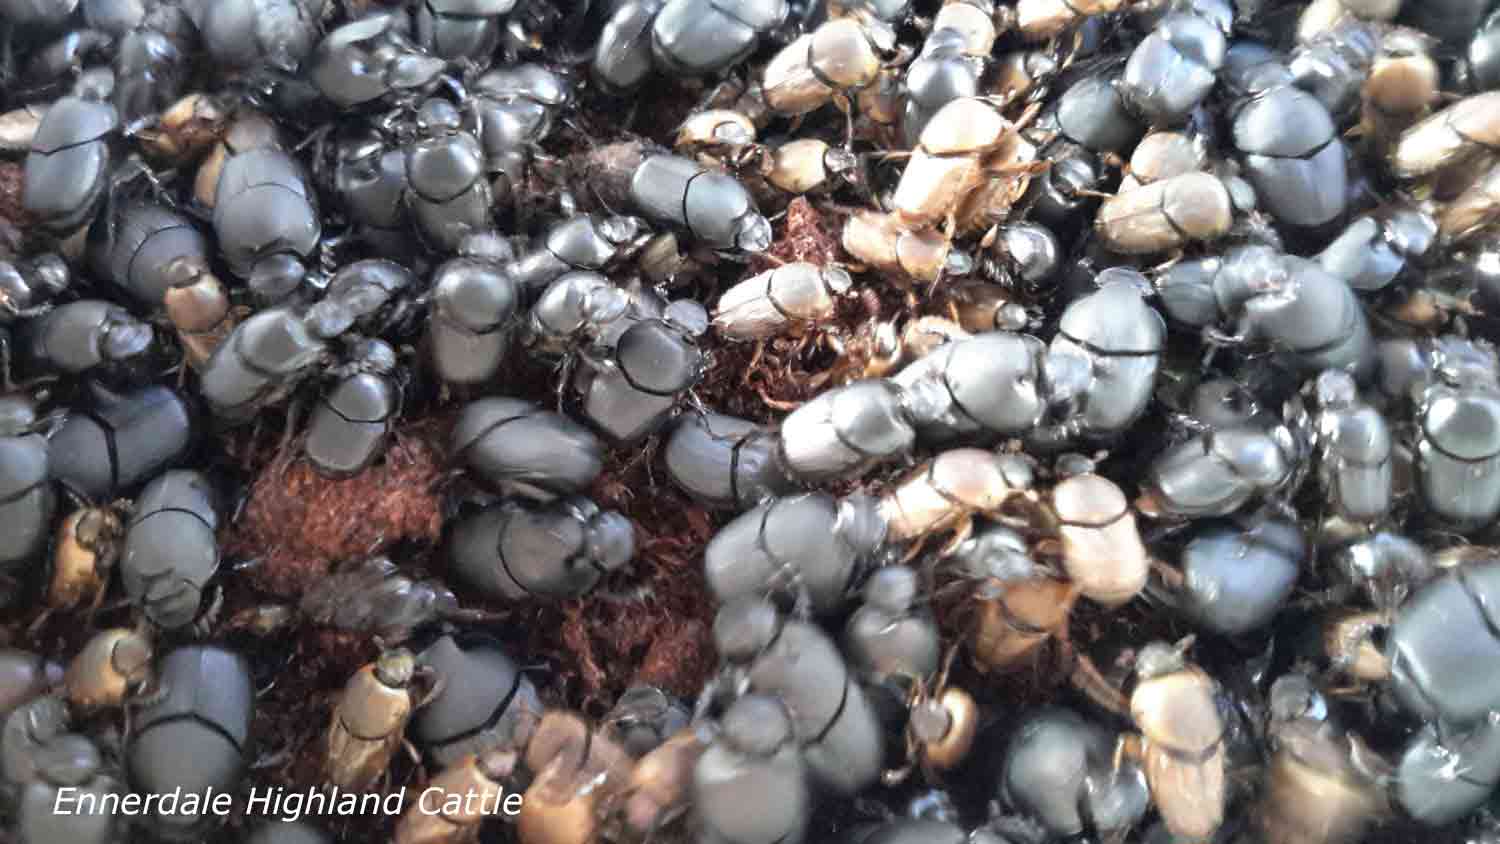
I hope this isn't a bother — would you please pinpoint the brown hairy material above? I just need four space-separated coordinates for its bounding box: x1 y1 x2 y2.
226 421 445 598
754 196 840 270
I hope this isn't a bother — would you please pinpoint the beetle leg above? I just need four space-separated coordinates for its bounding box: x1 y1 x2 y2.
935 516 975 560
191 585 224 638
1061 620 1131 716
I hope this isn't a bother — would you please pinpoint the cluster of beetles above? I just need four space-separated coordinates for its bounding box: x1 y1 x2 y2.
15 0 1500 842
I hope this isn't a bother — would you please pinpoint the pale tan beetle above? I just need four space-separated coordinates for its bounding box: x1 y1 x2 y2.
323 648 442 792
393 748 520 844
64 627 154 711
47 505 125 612
518 709 636 844
621 726 710 838
1094 171 1234 255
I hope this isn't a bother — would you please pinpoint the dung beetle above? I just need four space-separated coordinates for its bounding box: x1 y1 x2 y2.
211 144 321 301
516 708 635 844
309 13 447 110
295 554 483 638
1383 559 1500 729
652 0 788 78
1257 716 1389 844
127 646 253 841
393 747 519 844
1141 422 1298 519
1001 706 1150 840
961 524 1076 673
448 495 635 601
1158 244 1375 380
197 306 335 424
1396 713 1500 826
777 378 927 483
405 98 493 252
451 397 606 500
1049 472 1150 607
1042 277 1165 442
45 505 124 615
120 470 219 630
465 64 571 206
606 686 691 758
891 331 1048 443
703 492 886 614
64 626 153 712
1095 171 1234 254
2 694 70 802
1119 11 1228 126
710 597 884 796
891 96 1040 234
415 0 516 60
572 304 709 445
1304 369 1392 526
623 726 706 837
662 411 796 511
900 2 996 146
0 396 57 586
411 634 541 767
1161 518 1305 636
593 0 667 93
1114 639 1226 842
1015 0 1127 42
21 299 152 377
0 253 70 322
507 213 647 295
713 263 854 342
0 649 61 722
304 339 400 479
761 16 886 122
584 141 772 253
1390 90 1500 183
1316 203 1438 292
1227 61 1349 228
22 91 117 234
878 448 1034 550
193 0 327 77
693 693 809 844
324 647 441 792
87 200 219 311
844 565 940 689
1411 337 1500 529
48 384 193 502
17 732 122 844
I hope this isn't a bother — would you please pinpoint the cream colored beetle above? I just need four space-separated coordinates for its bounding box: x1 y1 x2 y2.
892 97 1038 231
879 447 1035 552
842 209 961 283
713 262 854 341
324 648 441 792
518 709 635 844
1015 0 1131 42
1358 31 1440 158
1257 719 1389 844
1050 473 1150 607
762 17 887 118
1118 639 1227 843
622 727 709 837
1094 171 1234 255
1389 91 1500 183
393 749 519 844
64 627 154 711
47 505 125 611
